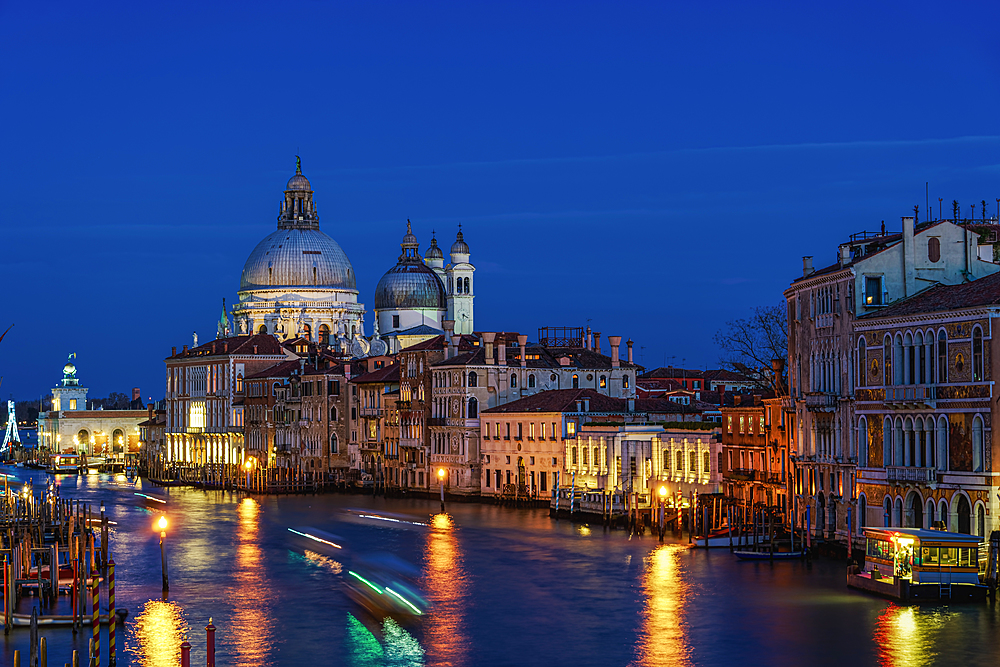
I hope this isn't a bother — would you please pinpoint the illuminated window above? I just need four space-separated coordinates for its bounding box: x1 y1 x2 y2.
567 421 576 436
572 374 579 389
599 375 607 388
623 375 629 389
189 401 206 429
69 399 77 410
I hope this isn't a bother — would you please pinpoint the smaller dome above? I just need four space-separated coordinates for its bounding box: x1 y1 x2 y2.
426 235 443 260
63 362 76 376
375 262 447 311
451 227 470 255
286 156 311 191
402 220 418 246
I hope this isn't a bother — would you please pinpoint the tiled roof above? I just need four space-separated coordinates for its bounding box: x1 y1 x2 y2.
703 369 752 382
351 363 400 384
168 334 285 360
400 334 478 353
640 367 702 379
482 388 631 414
858 270 1000 320
245 359 315 380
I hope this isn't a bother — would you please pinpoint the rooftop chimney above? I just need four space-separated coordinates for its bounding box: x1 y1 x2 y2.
608 336 622 368
802 256 814 277
132 387 140 402
497 336 507 366
628 398 635 412
483 332 496 365
171 346 177 357
838 244 851 267
451 336 462 358
594 332 601 354
771 358 786 395
626 339 633 365
583 397 590 411
147 402 154 420
586 327 593 351
253 345 258 354
182 345 188 353
518 335 527 368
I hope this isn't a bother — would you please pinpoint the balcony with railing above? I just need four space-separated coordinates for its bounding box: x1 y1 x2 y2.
805 393 837 411
885 466 936 484
724 468 755 481
359 406 381 418
885 385 936 408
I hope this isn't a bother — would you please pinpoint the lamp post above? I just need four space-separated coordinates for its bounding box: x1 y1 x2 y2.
244 458 253 492
658 485 667 542
437 468 446 513
157 515 169 592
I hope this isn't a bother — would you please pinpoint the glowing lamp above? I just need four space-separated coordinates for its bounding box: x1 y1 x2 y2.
157 515 168 532
437 468 445 479
658 486 667 498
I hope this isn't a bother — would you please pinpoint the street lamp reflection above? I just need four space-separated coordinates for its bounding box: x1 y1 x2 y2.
132 599 187 667
424 511 467 665
874 604 937 666
229 497 274 664
636 545 690 666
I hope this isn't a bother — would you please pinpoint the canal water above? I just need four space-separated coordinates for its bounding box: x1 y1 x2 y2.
2 469 999 667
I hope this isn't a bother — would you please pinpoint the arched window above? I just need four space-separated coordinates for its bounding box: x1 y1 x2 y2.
623 375 630 389
858 417 869 467
510 373 517 389
973 327 984 381
272 382 280 397
937 330 948 383
571 447 578 465
236 373 243 393
977 504 986 537
330 406 338 422
330 433 339 454
468 371 478 388
883 497 892 527
302 323 312 340
258 325 268 334
973 415 984 472
319 324 330 345
528 374 535 388
703 451 710 474
857 337 867 388
957 495 971 534
937 416 949 471
599 375 607 388
464 277 470 293
926 499 935 529
468 397 478 419
928 236 941 262
689 451 697 472
884 335 893 386
572 374 579 389
883 416 893 467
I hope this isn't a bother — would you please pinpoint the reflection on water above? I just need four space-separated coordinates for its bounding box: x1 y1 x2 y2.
632 545 690 667
229 498 276 665
130 600 187 667
423 513 468 667
301 548 343 574
874 604 946 667
346 614 424 667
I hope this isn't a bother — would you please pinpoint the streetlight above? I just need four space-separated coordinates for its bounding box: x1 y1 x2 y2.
244 458 254 492
658 485 667 542
157 515 169 592
437 468 446 513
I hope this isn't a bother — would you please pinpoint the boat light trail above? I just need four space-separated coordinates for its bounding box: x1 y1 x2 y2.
385 587 423 615
287 528 342 549
134 493 166 504
348 570 383 594
357 514 427 527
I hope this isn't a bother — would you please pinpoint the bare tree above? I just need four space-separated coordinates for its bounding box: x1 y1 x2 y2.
713 303 788 392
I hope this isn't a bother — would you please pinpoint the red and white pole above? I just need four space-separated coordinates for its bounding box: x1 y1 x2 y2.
91 573 100 666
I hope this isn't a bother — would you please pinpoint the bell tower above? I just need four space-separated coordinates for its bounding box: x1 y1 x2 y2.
446 225 475 335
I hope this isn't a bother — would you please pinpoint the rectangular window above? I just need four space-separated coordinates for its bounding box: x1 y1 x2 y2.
392 315 400 328
540 471 547 491
728 416 733 433
485 470 490 487
865 276 883 305
664 451 670 470
739 416 745 433
552 422 557 439
530 456 535 465
506 470 512 485
567 421 576 436
517 423 523 439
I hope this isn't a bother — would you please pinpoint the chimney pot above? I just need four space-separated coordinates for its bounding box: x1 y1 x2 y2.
171 346 177 356
626 339 634 365
586 327 592 351
182 345 188 353
608 335 622 368
483 332 496 365
518 335 528 368
497 336 507 366
594 332 601 354
802 256 814 277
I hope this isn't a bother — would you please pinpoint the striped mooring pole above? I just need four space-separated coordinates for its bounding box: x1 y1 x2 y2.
109 557 116 666
92 573 99 666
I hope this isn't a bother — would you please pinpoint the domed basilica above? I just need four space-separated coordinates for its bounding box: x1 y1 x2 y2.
232 159 474 356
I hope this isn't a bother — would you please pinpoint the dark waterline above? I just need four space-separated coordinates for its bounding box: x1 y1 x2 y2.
2 469 998 667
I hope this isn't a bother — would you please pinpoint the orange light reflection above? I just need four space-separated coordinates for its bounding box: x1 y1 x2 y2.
131 600 187 667
228 498 276 665
424 513 468 667
633 545 690 667
873 604 939 667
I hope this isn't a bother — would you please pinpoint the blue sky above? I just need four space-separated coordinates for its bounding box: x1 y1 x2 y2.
2 1 999 401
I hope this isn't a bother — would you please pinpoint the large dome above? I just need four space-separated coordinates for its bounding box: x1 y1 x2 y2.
375 261 446 310
240 228 357 291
